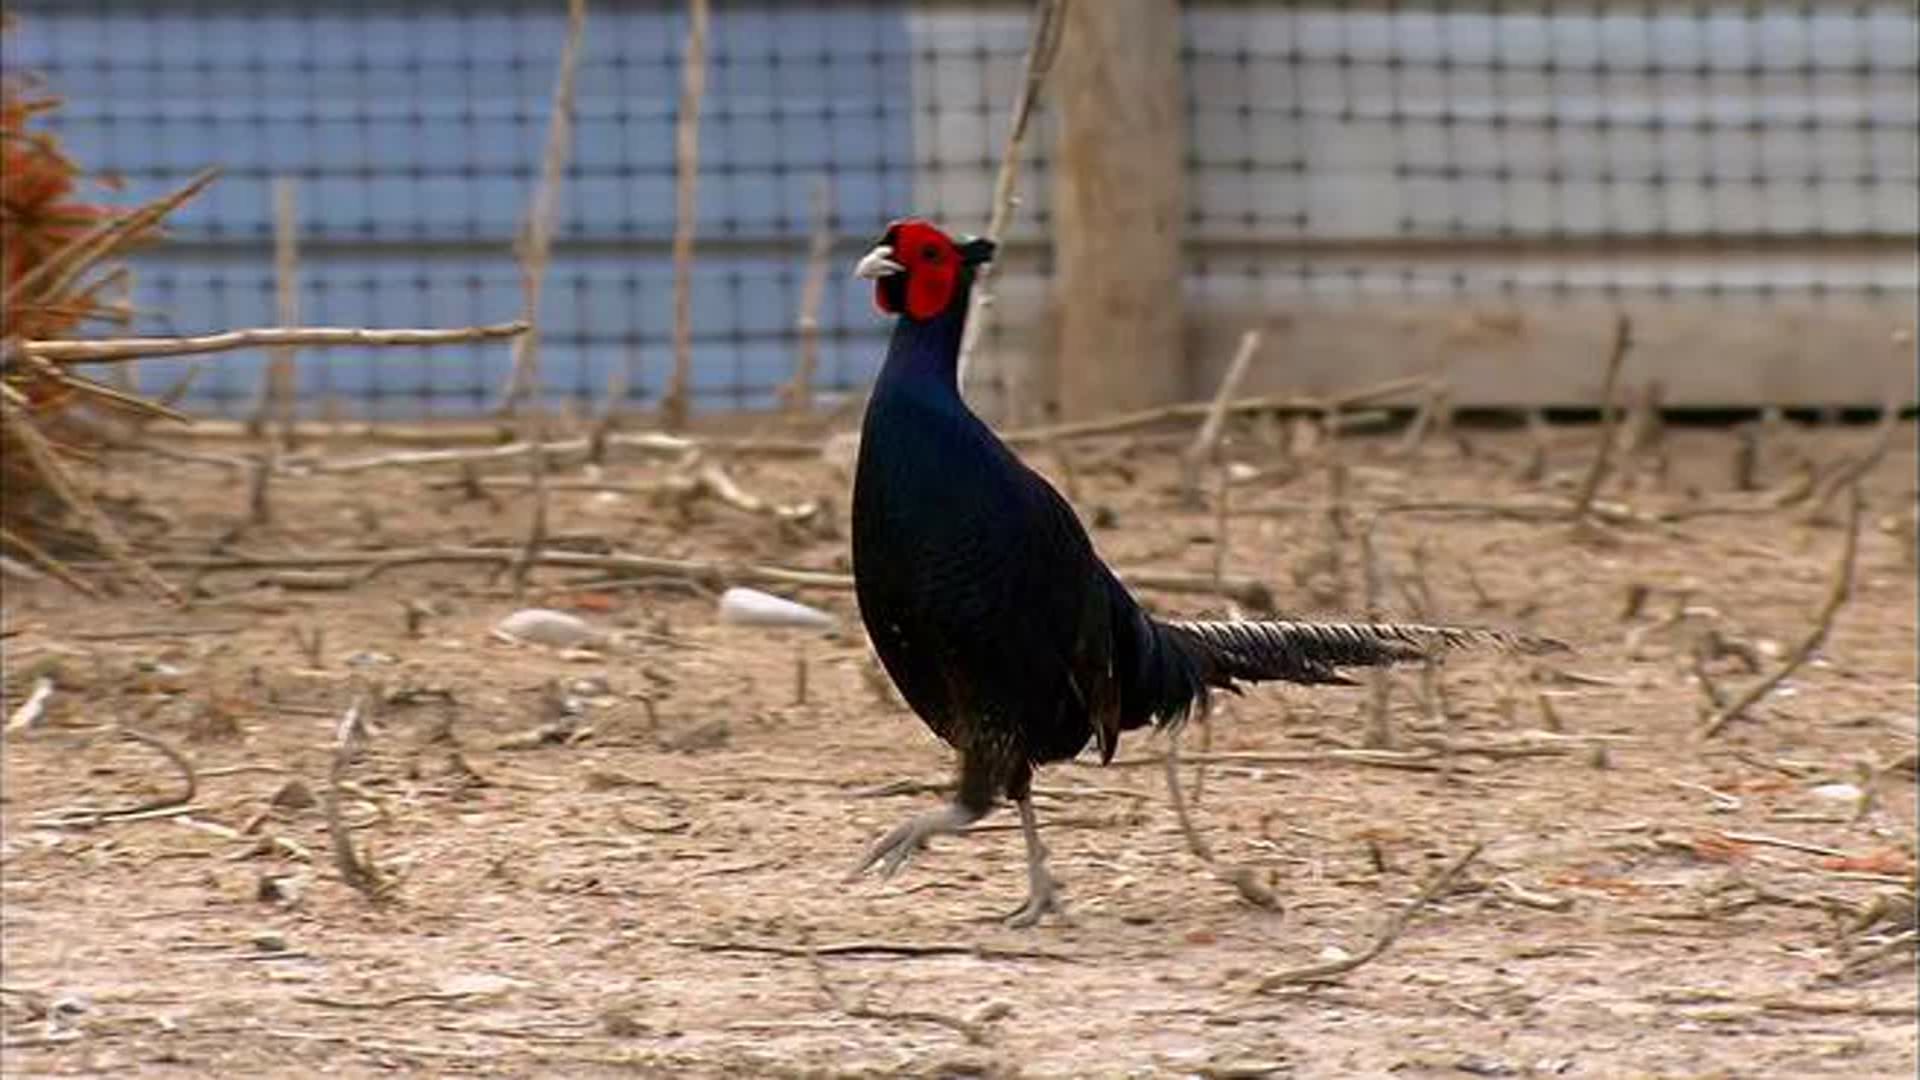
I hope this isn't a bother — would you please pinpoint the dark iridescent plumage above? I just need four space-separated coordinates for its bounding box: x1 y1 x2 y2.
847 219 1560 925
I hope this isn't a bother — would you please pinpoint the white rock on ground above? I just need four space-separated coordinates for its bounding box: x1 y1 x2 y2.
716 587 837 630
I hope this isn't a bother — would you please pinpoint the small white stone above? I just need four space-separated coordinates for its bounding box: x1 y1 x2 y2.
716 587 836 630
495 608 605 648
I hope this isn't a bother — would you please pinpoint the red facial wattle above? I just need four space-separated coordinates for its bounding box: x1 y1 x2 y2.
872 218 961 321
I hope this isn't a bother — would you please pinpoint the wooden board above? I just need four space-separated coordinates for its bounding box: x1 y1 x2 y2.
1184 298 1917 410
1050 0 1188 420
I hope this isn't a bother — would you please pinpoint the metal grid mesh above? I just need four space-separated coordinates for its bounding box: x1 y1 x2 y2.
1183 4 1918 305
10 1 1915 418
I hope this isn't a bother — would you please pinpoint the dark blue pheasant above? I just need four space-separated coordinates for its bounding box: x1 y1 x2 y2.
847 219 1559 925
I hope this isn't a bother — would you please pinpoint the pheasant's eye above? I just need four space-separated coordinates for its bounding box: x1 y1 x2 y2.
921 244 942 262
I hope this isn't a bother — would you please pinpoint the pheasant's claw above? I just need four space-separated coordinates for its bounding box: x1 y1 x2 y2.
879 828 925 878
847 820 923 882
1003 861 1064 928
846 802 980 884
1003 795 1066 928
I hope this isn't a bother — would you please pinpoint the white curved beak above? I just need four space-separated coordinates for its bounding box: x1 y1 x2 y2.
854 245 905 280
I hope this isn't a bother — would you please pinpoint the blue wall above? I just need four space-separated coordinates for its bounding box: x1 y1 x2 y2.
11 2 917 416
12 3 1914 416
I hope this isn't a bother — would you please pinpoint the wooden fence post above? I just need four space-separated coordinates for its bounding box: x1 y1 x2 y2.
1051 0 1187 419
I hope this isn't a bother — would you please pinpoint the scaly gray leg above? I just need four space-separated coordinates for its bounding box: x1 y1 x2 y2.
846 801 984 882
1004 796 1064 927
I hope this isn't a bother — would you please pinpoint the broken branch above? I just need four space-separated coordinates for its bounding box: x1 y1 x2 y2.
955 0 1069 398
1257 841 1483 989
1702 483 1864 739
23 321 528 364
326 696 386 900
781 177 834 416
123 545 1272 607
33 726 197 827
1001 376 1430 447
1179 328 1262 505
1801 392 1904 524
659 0 710 430
493 0 587 415
1571 313 1632 525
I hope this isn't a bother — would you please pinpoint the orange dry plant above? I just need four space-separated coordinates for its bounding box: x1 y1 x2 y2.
2 41 213 598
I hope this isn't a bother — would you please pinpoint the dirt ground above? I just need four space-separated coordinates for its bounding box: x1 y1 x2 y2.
2 419 1915 1078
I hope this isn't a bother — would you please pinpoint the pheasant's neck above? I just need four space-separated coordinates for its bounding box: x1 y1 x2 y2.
873 286 973 406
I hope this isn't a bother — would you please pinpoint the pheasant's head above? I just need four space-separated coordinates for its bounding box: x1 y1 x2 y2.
854 218 996 322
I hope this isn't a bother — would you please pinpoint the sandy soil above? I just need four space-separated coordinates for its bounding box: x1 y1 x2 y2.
2 420 1915 1078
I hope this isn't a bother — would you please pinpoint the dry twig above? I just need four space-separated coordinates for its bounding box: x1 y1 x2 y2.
326 696 386 900
1571 314 1633 527
126 545 1272 607
5 677 54 734
33 726 197 827
1492 877 1574 912
1730 423 1762 492
2 397 177 601
1713 830 1849 859
245 449 274 527
1178 329 1263 504
693 461 820 521
270 376 1426 474
1257 841 1484 989
1826 929 1919 982
4 167 219 313
954 0 1069 403
1643 987 1920 1017
294 991 488 1012
659 0 710 430
495 0 586 415
781 178 834 416
422 468 816 520
801 932 991 1046
1208 459 1232 607
291 624 325 668
1701 483 1864 739
1003 376 1427 446
0 523 99 597
1393 380 1453 458
1360 527 1394 749
308 430 815 474
1517 408 1551 484
1801 393 1904 524
1621 378 1666 461
669 937 1074 963
22 321 528 364
509 443 551 602
249 177 301 443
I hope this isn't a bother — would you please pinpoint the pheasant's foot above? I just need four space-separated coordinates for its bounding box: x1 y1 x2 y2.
846 802 981 882
1003 857 1064 928
1003 795 1066 927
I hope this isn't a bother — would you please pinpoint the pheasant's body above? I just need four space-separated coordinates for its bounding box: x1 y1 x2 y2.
853 302 1145 803
844 218 1560 925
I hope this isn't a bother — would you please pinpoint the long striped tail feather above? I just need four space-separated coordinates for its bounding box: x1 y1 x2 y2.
1162 618 1566 688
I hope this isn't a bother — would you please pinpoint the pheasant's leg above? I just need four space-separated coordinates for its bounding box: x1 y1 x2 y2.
1004 795 1064 927
846 801 984 881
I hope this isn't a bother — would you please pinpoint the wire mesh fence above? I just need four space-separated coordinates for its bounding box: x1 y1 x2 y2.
10 1 1916 420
